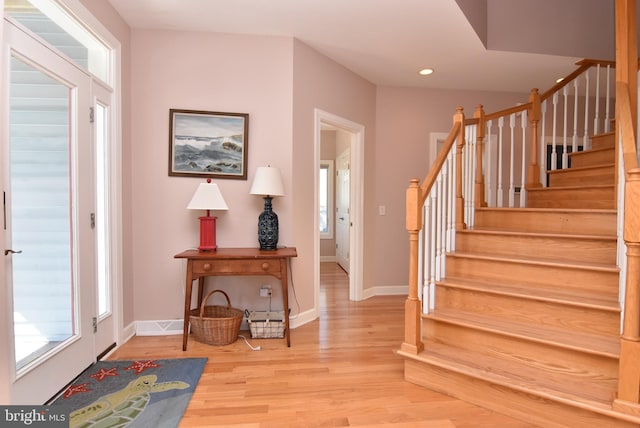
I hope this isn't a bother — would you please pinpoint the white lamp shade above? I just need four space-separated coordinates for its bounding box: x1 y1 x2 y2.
250 166 285 197
187 182 229 210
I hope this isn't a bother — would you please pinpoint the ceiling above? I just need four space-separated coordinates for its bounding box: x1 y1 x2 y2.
106 0 616 93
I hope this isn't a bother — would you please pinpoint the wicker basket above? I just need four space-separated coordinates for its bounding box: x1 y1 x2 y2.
189 289 243 346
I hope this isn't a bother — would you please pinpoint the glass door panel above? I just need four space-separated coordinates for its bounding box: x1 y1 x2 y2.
10 55 74 371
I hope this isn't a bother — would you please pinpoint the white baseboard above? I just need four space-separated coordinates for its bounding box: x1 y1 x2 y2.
130 287 404 337
288 307 318 329
362 285 408 300
136 319 184 336
122 321 136 342
133 309 319 337
320 256 337 262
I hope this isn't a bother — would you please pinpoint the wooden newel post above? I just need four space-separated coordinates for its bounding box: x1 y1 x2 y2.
616 169 640 406
527 88 542 189
402 178 424 354
474 105 487 207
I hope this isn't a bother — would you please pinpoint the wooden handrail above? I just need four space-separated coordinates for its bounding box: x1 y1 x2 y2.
485 103 530 121
419 121 461 205
540 59 617 101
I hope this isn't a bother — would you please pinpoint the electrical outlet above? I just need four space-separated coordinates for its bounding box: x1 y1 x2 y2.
260 285 272 297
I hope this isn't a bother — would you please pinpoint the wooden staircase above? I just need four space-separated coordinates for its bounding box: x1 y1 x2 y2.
400 132 640 427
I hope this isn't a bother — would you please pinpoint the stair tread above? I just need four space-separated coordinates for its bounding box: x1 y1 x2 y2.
449 250 618 271
463 227 616 240
528 184 614 190
476 207 616 213
425 308 620 357
439 276 620 310
547 163 615 174
406 343 617 406
571 146 614 153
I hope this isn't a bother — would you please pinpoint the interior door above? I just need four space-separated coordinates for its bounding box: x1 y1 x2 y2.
4 21 96 404
336 149 350 274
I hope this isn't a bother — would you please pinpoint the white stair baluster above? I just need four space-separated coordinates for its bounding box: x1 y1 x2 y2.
572 79 579 156
435 171 447 281
562 85 569 169
583 69 591 150
466 125 476 225
594 64 601 135
551 92 558 171
509 113 515 207
486 120 495 206
520 109 528 207
497 116 504 207
428 190 437 312
540 100 548 186
604 64 611 133
418 201 426 305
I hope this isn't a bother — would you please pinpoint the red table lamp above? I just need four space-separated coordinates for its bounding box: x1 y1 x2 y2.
187 179 228 251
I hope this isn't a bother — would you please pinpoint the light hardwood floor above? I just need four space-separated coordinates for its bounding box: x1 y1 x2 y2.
109 262 539 427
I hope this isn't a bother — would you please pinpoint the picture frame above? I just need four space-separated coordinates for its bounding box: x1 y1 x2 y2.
169 109 249 179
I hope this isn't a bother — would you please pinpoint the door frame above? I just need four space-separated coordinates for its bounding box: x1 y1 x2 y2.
0 0 123 403
3 21 96 404
314 109 364 303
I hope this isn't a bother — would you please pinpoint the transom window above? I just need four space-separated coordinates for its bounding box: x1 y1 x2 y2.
4 0 111 83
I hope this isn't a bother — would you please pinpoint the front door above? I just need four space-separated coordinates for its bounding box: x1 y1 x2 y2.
336 149 350 274
4 21 96 404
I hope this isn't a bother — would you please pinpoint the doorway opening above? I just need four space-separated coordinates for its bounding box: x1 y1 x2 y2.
314 109 364 312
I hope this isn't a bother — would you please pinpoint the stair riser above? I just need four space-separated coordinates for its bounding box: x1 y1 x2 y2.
456 232 617 264
474 209 616 235
570 148 615 168
435 286 620 337
422 320 619 402
591 132 615 150
548 167 614 187
446 256 619 297
527 187 615 209
404 360 636 428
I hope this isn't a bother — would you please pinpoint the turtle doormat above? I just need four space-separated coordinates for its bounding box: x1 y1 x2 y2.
50 358 207 428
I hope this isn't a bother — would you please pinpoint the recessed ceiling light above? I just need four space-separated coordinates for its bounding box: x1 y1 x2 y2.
418 68 434 76
556 77 564 83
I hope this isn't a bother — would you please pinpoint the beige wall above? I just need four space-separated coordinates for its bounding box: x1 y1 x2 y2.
0 1 545 369
129 30 294 319
374 86 527 287
108 23 531 321
291 39 377 303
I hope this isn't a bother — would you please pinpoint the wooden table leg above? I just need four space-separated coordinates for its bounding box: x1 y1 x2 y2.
280 258 291 347
182 262 194 351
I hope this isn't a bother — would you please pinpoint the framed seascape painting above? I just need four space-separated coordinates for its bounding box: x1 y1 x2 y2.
169 109 249 179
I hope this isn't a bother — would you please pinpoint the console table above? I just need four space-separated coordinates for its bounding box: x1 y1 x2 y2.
175 247 297 350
